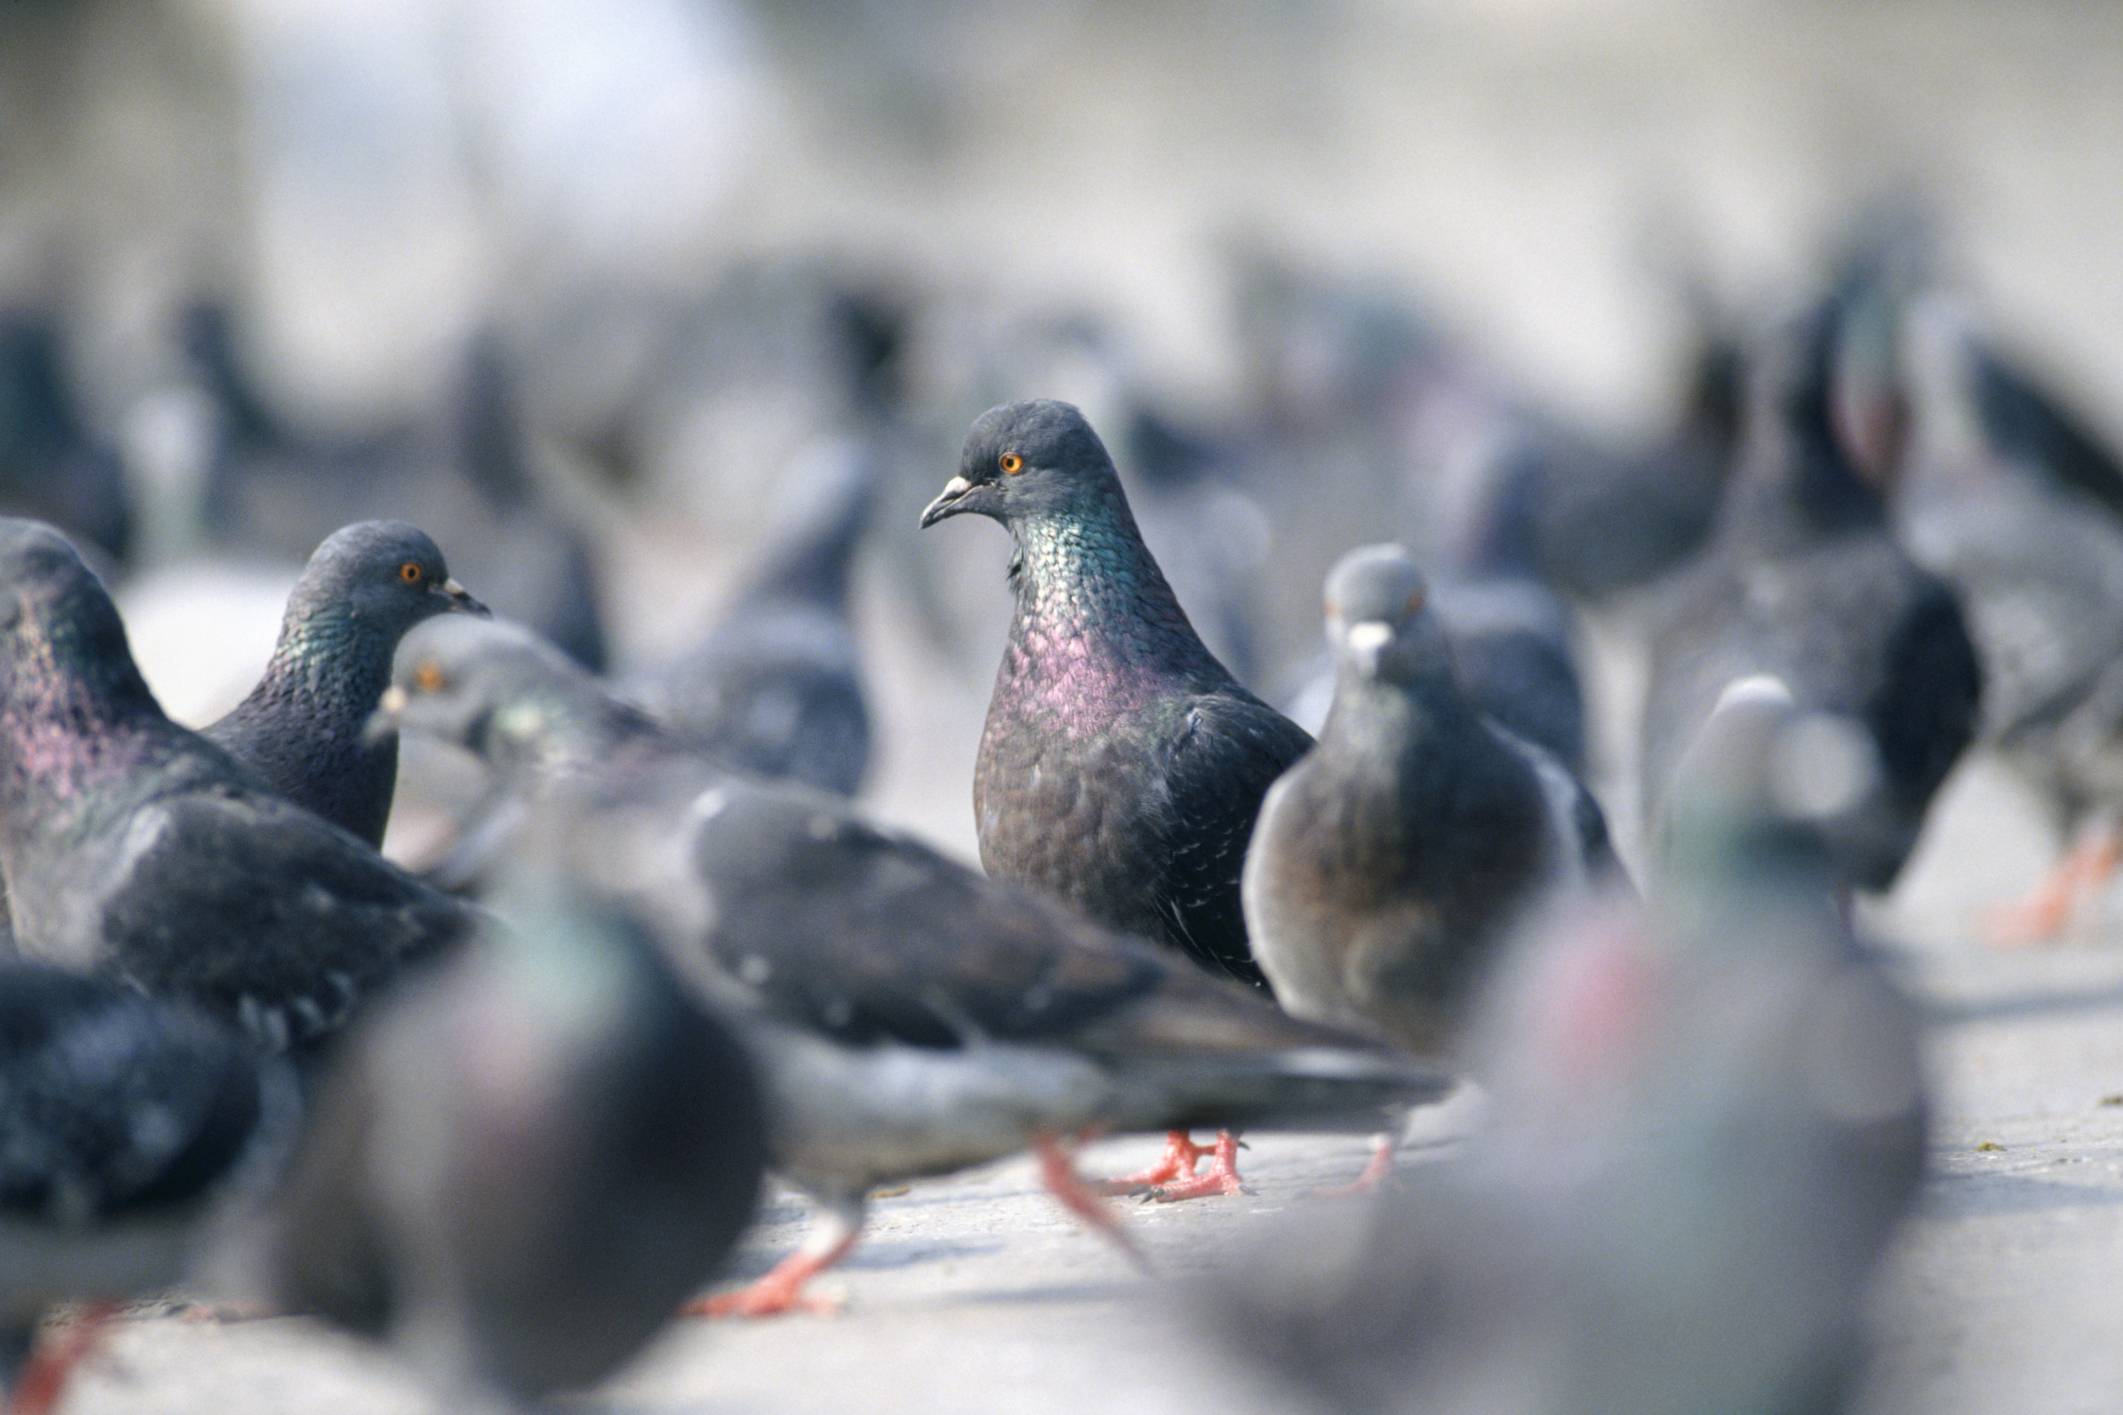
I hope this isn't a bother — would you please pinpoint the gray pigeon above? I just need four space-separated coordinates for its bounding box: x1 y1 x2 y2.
234 884 767 1408
1 963 300 1415
1199 678 1927 1415
920 399 1316 1200
1245 546 1624 1181
1893 294 2123 940
0 520 479 1052
204 520 486 847
377 615 1449 1316
632 436 874 797
1638 301 1981 894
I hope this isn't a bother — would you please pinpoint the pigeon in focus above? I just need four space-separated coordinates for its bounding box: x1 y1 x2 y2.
632 435 874 797
920 399 1316 1200
0 520 480 1053
1246 544 1625 1185
0 963 300 1415
231 882 768 1408
1198 677 1927 1415
1638 301 1981 895
203 520 487 847
1891 294 2123 941
376 615 1449 1316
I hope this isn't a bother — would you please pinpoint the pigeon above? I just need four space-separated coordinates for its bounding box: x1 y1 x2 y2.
376 614 1450 1315
234 883 767 1409
201 520 487 847
1198 678 1927 1415
920 400 1316 1201
1638 301 1981 894
1891 294 2123 941
1245 545 1624 1185
631 436 874 797
1284 445 1588 773
0 963 301 1415
0 520 480 1053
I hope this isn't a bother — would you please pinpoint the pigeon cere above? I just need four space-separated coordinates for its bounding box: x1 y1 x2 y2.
6 4 2123 1414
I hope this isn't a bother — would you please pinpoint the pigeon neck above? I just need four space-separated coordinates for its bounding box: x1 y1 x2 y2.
506 689 669 783
251 605 399 728
0 653 171 812
1003 494 1224 694
1320 668 1474 769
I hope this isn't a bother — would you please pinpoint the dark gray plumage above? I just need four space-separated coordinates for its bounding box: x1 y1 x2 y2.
0 520 480 1053
239 886 767 1407
0 964 298 1411
634 437 874 797
1247 545 1623 1061
1639 304 1981 892
203 520 486 847
920 399 1314 992
378 614 1448 1313
1201 680 1927 1415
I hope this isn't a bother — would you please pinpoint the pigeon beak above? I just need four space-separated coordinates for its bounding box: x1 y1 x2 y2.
919 476 979 529
1345 620 1393 677
435 577 490 617
364 686 409 745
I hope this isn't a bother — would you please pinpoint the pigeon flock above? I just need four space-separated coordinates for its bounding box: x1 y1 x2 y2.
0 215 2117 1415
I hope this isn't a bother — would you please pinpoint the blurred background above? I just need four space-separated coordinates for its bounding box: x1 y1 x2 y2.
3 0 2119 895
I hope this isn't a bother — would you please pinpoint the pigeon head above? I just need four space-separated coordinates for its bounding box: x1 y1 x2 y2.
919 399 1123 529
376 616 635 775
1322 544 1453 686
0 518 155 711
290 521 486 636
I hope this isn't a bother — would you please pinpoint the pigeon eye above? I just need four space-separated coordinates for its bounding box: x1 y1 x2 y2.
999 452 1024 475
398 562 425 585
412 661 447 694
1405 590 1425 615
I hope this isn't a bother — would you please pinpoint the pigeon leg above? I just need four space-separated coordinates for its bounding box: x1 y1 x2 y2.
1148 1130 1249 1202
1032 1135 1149 1273
684 1197 863 1319
1986 829 2123 947
9 1303 120 1415
1307 1132 1397 1199
1095 1130 1209 1194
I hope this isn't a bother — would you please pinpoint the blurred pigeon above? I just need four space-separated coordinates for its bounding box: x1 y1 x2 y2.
202 520 486 847
1199 678 1927 1415
921 400 1316 1200
180 308 611 669
234 884 767 1408
0 964 300 1415
631 436 874 796
1246 545 1624 1183
0 520 479 1052
1893 294 2123 941
1638 302 1981 893
0 308 131 567
377 615 1449 1315
1285 445 1588 773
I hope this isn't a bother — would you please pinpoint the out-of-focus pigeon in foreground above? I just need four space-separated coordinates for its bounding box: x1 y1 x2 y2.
377 615 1448 1316
0 964 299 1415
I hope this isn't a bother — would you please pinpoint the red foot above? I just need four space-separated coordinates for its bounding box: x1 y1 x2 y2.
1986 833 2123 948
1033 1136 1149 1272
1307 1137 1396 1199
1095 1130 1209 1194
683 1237 857 1319
1148 1131 1249 1202
10 1303 120 1415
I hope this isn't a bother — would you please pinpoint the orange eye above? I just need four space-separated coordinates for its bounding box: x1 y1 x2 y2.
999 452 1024 475
1406 589 1426 614
399 562 425 585
412 661 447 694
